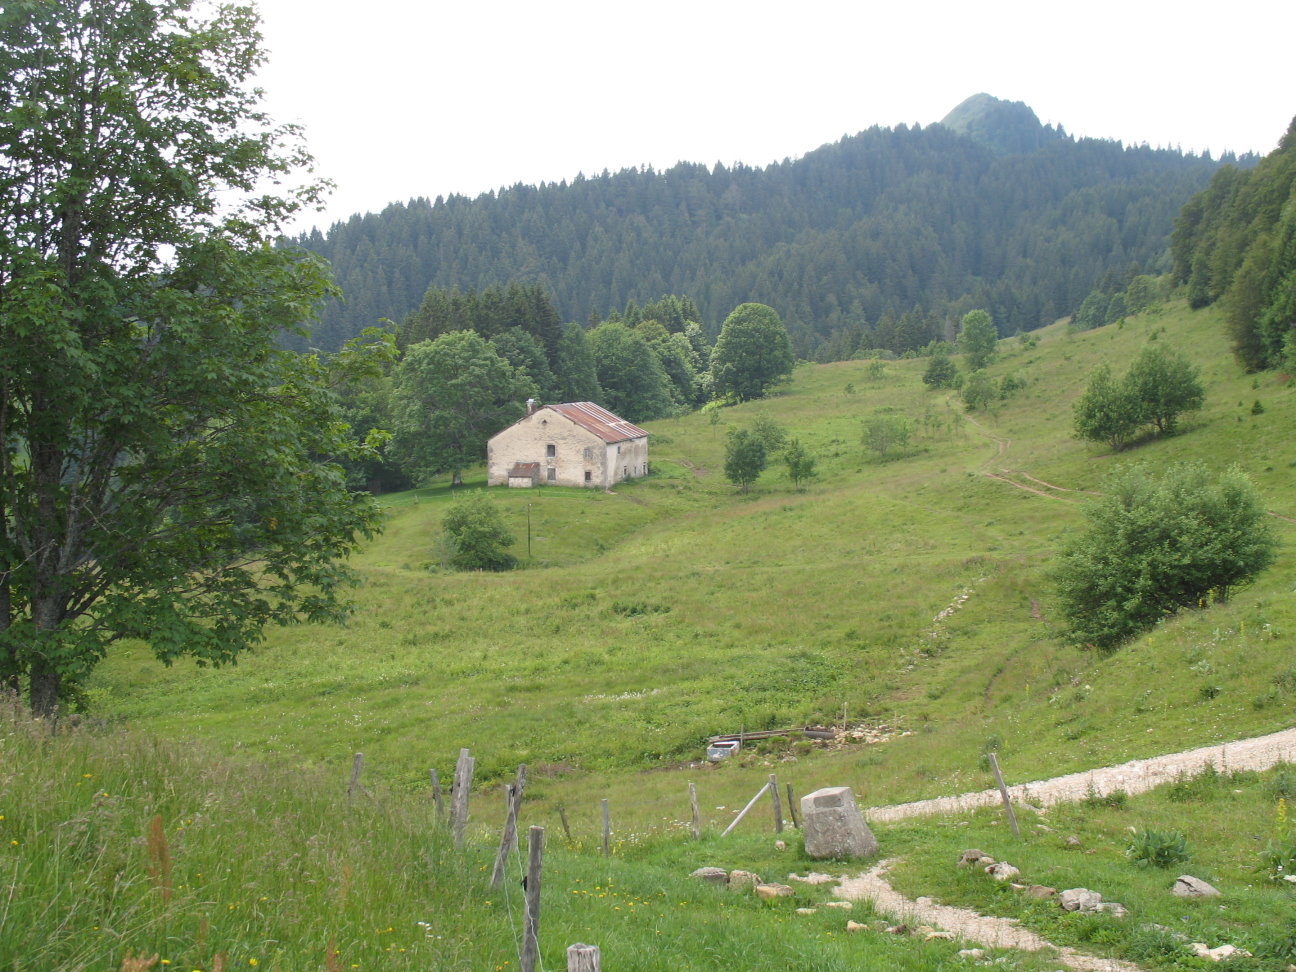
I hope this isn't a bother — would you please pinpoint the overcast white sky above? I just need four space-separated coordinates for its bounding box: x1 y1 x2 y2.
251 0 1295 236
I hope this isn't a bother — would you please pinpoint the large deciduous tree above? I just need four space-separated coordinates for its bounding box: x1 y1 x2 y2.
390 331 536 486
1055 463 1276 651
710 303 794 402
0 0 382 715
956 309 999 370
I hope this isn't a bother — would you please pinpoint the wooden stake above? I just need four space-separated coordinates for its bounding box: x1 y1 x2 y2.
347 753 364 807
768 774 783 833
689 782 700 840
490 765 527 889
722 781 771 837
557 805 572 843
429 768 445 822
786 783 799 829
601 798 610 857
987 752 1020 839
566 943 600 971
521 826 544 972
451 748 474 847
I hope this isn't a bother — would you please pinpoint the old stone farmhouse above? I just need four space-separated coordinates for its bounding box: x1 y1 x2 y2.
487 401 649 489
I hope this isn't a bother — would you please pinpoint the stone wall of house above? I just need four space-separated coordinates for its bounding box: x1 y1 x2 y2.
488 409 648 489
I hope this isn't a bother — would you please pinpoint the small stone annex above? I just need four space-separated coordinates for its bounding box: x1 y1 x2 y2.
487 401 649 489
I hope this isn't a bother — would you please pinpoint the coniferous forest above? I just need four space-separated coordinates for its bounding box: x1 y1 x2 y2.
295 95 1237 359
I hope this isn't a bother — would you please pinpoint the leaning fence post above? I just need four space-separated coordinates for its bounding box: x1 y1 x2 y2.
491 764 527 889
557 805 573 843
768 773 783 833
347 753 364 807
521 826 544 972
429 768 445 822
451 748 475 847
567 943 600 971
987 752 1020 839
689 782 701 840
721 780 771 837
786 783 799 828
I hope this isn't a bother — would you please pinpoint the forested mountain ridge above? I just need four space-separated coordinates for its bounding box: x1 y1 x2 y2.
297 95 1234 357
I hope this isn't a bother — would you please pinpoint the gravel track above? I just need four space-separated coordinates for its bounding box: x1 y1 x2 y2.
828 727 1296 970
867 725 1296 823
836 861 1144 971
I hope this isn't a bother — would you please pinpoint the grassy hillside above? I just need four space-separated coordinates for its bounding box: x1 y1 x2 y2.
89 301 1296 839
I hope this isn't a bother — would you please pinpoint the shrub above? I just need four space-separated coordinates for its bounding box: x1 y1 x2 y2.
442 491 517 571
1126 828 1190 869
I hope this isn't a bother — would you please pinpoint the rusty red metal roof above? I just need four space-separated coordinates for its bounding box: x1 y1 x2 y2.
508 462 540 478
545 402 649 444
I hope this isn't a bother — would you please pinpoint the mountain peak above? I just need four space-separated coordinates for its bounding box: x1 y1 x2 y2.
940 93 1062 154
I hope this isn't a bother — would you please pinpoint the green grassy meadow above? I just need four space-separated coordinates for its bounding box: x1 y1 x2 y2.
14 299 1296 969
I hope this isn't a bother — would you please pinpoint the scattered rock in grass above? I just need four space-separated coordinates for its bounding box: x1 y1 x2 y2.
957 848 992 867
1190 943 1252 961
1026 884 1057 899
796 907 817 915
924 930 955 941
755 883 794 900
846 920 867 933
1095 902 1128 916
986 861 1020 881
787 872 836 885
1059 888 1103 912
727 869 761 890
886 923 910 935
1065 835 1081 847
774 840 786 851
958 949 985 959
691 867 727 884
824 901 853 910
1173 875 1221 897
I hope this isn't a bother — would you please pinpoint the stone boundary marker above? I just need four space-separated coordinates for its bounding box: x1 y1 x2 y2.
867 726 1296 823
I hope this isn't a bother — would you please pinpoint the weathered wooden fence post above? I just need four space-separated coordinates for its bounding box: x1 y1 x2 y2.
451 748 475 847
347 753 364 807
688 782 700 839
721 780 772 837
987 752 1020 839
490 764 527 889
429 768 445 822
521 826 544 972
600 798 610 857
786 783 799 828
768 773 783 833
566 943 600 971
557 805 573 843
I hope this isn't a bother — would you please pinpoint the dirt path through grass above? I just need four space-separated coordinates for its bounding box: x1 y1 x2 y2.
866 725 1296 823
835 861 1145 972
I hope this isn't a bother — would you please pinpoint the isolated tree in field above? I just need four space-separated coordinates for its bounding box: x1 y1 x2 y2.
1123 344 1204 434
922 353 958 388
750 414 788 454
957 309 999 370
1055 463 1276 651
723 428 768 493
1073 363 1143 450
782 438 817 490
710 303 795 402
960 370 997 411
862 413 912 460
441 492 517 571
0 0 382 715
391 331 537 487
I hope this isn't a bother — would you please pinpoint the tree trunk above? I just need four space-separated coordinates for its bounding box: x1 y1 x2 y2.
30 660 60 719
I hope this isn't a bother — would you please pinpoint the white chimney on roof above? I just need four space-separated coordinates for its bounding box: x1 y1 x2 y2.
526 398 538 415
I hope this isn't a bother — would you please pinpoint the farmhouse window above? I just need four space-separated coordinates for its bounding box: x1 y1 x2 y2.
546 443 556 458
584 471 592 483
547 467 556 482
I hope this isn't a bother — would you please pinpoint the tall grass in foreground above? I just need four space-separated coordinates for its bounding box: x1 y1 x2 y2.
1 706 1060 971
